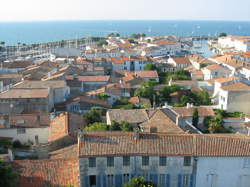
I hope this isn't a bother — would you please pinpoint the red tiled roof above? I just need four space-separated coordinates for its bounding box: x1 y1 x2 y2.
125 70 159 78
220 82 250 91
172 57 191 65
78 132 250 157
66 75 110 82
204 64 222 70
171 106 215 117
69 96 111 107
12 159 80 187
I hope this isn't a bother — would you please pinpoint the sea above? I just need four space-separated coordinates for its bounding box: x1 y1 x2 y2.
0 20 250 46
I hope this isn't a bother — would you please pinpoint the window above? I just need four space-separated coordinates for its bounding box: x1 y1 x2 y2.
123 174 130 184
88 157 96 167
243 158 250 168
89 175 96 186
142 156 149 166
159 156 167 166
183 156 191 166
107 157 114 167
123 156 130 166
107 174 114 186
150 127 157 133
17 120 25 124
17 128 26 134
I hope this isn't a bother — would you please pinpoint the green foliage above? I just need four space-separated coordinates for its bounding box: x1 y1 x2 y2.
84 122 108 131
159 70 191 84
159 85 182 103
0 140 12 149
192 108 199 127
83 107 106 125
0 160 18 187
112 98 138 109
130 33 146 39
128 39 138 44
12 140 22 148
97 40 108 47
219 32 227 37
147 39 151 43
110 121 122 131
96 93 109 101
143 63 157 71
180 90 211 106
107 33 120 37
134 81 157 103
120 121 134 132
123 177 155 187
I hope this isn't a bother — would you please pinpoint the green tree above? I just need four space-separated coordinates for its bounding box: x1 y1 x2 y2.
84 122 108 131
120 121 133 132
219 32 227 37
192 108 199 127
124 177 155 187
143 63 157 71
97 40 108 47
83 107 106 125
134 81 157 103
159 85 182 102
108 33 120 37
110 121 122 131
0 160 18 187
128 39 138 44
96 93 109 101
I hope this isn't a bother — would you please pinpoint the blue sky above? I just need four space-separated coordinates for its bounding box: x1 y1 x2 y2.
1 0 250 22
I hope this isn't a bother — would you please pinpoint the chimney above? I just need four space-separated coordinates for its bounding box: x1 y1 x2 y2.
134 128 140 141
77 128 83 156
186 103 190 108
8 149 14 161
162 102 168 109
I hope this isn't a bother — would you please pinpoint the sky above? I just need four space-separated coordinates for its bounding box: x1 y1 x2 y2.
0 0 250 22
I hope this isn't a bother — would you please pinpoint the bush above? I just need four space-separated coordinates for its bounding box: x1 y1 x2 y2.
12 140 22 148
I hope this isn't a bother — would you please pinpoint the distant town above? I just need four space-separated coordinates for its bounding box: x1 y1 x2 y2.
1 32 250 187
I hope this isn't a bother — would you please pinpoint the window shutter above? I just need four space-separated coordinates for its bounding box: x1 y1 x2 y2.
102 175 107 187
189 174 195 187
149 173 158 186
115 174 122 187
178 174 182 187
83 176 89 187
96 175 101 187
166 174 170 187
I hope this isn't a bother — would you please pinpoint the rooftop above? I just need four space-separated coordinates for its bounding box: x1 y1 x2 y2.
78 132 250 157
0 88 49 99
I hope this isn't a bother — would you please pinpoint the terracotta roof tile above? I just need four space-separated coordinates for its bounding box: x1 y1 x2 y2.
78 132 250 157
12 159 80 187
220 82 250 91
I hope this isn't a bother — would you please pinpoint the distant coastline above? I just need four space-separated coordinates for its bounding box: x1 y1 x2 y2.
0 20 250 45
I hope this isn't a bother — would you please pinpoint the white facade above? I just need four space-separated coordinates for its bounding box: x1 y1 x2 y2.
0 127 49 144
196 157 250 187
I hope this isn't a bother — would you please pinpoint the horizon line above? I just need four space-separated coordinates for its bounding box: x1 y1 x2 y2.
0 19 250 23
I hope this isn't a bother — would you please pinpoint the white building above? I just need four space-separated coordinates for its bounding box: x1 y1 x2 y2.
0 127 48 144
218 82 250 114
202 64 232 80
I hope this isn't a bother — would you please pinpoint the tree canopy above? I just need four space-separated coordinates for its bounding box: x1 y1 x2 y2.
0 160 17 187
134 81 157 103
219 32 227 37
83 107 106 125
143 63 158 71
97 40 108 47
84 122 108 131
124 177 155 187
